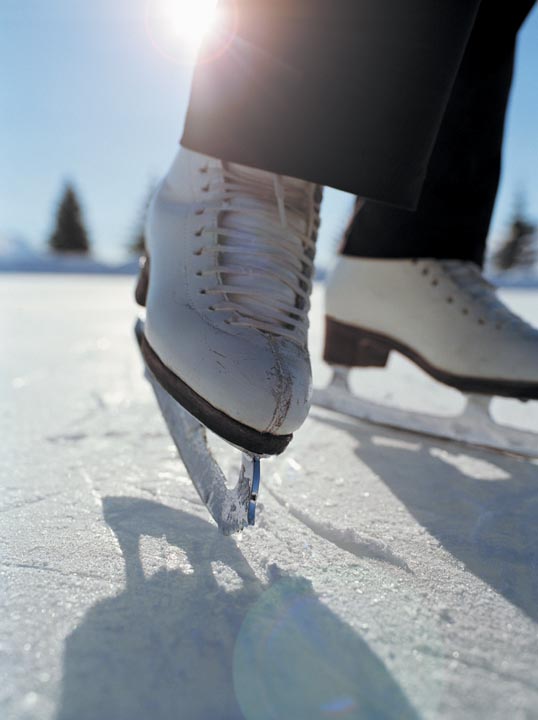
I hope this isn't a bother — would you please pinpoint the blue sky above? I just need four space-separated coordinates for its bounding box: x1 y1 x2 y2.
1 1 537 264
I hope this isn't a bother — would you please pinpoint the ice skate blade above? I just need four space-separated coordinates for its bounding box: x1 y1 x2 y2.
135 319 261 535
147 362 261 534
313 368 538 459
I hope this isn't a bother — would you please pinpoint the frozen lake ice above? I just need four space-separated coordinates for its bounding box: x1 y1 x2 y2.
2 275 538 720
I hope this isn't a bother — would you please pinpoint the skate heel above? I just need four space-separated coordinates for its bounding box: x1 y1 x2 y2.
323 317 391 368
135 256 149 307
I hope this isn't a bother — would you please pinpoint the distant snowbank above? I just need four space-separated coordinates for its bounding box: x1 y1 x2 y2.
0 233 140 275
0 233 536 283
3 259 537 283
0 254 140 275
488 271 538 289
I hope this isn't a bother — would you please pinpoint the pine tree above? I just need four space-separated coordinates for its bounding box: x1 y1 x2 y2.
493 194 537 273
128 184 156 256
48 184 91 254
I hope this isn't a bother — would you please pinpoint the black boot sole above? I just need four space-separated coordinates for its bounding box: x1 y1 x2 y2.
324 316 538 401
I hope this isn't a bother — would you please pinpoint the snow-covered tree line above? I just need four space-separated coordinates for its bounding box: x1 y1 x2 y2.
48 181 536 270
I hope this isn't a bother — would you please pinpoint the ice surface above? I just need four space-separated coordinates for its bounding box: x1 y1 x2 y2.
2 276 538 720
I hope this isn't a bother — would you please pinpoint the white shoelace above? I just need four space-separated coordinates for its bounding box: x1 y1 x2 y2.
441 261 534 332
195 163 321 345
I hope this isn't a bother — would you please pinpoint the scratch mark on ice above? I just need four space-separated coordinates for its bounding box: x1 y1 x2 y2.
266 485 411 572
81 468 102 509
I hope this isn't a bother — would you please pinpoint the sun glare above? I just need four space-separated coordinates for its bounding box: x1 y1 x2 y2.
146 0 220 64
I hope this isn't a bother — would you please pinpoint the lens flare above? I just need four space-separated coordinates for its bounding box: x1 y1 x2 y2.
145 0 237 65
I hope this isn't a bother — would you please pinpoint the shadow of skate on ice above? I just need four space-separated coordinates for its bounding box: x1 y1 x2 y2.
318 413 538 624
55 497 418 720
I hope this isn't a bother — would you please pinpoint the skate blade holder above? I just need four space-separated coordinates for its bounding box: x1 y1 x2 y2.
246 455 261 525
313 366 538 459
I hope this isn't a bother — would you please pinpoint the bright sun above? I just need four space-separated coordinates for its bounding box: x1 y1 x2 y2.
146 0 219 63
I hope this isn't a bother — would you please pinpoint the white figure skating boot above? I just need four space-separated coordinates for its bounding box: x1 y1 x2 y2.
315 256 538 457
135 147 321 532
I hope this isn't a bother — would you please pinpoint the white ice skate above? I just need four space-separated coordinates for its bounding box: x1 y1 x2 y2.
135 148 321 533
314 256 538 458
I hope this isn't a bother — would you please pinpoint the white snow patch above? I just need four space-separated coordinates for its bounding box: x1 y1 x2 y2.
210 561 244 592
429 448 511 480
139 535 194 576
372 435 422 452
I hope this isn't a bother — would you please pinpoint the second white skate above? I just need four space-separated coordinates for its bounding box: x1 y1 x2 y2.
315 257 538 458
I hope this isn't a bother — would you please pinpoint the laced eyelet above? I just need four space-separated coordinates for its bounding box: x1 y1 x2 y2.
462 308 469 315
199 166 208 174
446 296 454 303
422 268 429 276
189 165 318 343
431 279 438 286
478 318 486 325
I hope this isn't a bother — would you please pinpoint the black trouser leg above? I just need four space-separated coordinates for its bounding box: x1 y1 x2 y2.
182 0 481 210
342 0 535 266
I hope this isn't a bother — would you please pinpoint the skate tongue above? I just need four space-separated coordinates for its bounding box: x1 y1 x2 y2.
226 163 311 236
219 209 298 324
217 164 313 332
227 162 309 194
